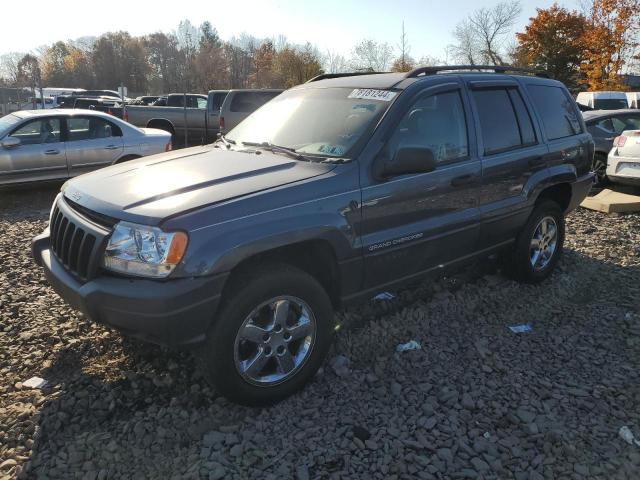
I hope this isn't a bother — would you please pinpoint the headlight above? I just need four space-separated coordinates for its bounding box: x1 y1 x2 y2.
102 222 188 278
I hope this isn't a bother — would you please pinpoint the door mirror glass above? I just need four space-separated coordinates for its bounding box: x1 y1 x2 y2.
1 137 20 149
382 147 437 177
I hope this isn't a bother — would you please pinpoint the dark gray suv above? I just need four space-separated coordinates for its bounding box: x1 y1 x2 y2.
33 66 594 405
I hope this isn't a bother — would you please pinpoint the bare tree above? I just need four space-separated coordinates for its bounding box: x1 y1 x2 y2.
392 22 416 72
324 50 348 73
350 39 393 71
0 52 24 84
449 1 522 65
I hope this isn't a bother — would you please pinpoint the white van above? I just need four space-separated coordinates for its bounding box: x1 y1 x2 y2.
576 91 629 110
625 92 640 109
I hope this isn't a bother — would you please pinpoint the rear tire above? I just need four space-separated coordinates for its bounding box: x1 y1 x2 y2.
592 153 609 188
114 155 141 164
505 200 565 284
197 263 334 406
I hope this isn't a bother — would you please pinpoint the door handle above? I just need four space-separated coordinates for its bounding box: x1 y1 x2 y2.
104 145 119 150
451 174 474 187
44 149 60 155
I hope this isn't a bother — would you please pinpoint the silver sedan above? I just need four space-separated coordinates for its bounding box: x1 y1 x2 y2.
0 109 172 187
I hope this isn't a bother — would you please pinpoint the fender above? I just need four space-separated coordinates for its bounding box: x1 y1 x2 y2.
525 163 577 205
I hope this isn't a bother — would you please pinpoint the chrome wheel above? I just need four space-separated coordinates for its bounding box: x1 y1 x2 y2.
530 216 558 271
234 296 316 386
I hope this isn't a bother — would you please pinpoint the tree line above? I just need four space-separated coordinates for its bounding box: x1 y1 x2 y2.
0 20 433 96
1 0 639 97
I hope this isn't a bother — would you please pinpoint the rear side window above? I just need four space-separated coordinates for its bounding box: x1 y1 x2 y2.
528 85 582 140
209 93 227 112
230 92 279 112
472 89 522 155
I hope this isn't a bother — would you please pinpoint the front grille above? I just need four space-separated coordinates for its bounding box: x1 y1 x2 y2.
49 198 108 281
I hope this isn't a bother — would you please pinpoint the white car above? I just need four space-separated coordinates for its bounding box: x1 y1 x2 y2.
576 91 629 110
0 109 172 187
607 130 640 186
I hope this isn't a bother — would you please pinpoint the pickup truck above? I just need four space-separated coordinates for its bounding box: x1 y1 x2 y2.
33 67 594 405
126 93 225 146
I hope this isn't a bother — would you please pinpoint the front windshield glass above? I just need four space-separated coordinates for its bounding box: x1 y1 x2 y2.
0 114 22 137
226 87 395 157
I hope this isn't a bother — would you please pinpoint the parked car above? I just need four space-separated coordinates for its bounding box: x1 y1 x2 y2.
576 91 629 110
126 93 211 146
626 92 640 109
583 109 640 185
0 109 171 187
57 90 123 109
218 89 283 134
32 66 594 405
206 89 230 138
606 131 640 186
71 97 125 118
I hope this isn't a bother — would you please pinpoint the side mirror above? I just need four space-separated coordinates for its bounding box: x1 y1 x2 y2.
379 147 437 178
1 137 20 149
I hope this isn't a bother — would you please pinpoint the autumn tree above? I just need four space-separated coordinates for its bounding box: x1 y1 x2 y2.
41 41 71 85
193 23 228 91
92 32 148 92
249 41 281 88
514 4 587 89
275 43 323 87
580 0 640 90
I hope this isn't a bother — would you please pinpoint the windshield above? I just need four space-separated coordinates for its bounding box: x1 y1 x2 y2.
0 114 21 138
226 87 395 157
594 98 628 110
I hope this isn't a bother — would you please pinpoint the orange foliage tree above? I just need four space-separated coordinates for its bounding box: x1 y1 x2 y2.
580 0 640 90
514 4 587 89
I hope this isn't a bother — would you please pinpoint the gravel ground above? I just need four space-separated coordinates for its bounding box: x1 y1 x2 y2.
1 186 639 480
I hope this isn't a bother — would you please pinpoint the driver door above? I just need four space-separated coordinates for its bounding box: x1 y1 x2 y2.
0 117 67 186
360 84 482 290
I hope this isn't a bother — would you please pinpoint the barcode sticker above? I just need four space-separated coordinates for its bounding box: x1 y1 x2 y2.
348 89 397 101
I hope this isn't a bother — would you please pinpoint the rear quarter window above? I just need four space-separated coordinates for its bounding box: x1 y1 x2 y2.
229 92 279 113
527 85 582 140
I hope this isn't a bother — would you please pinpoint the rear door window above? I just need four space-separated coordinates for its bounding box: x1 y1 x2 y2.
471 89 522 155
67 117 122 141
527 85 582 139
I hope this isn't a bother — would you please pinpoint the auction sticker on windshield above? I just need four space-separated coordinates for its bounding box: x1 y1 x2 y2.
348 89 397 101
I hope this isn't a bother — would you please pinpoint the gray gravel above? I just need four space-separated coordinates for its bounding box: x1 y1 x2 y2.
1 186 639 479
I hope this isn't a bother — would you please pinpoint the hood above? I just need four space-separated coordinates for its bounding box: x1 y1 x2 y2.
62 145 335 225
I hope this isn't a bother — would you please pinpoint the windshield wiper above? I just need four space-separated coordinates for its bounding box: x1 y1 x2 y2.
239 141 317 162
216 134 236 149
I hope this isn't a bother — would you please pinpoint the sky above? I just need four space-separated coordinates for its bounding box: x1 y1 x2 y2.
0 0 582 60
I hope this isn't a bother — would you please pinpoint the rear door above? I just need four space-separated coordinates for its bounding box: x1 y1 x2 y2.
64 116 124 177
466 81 549 248
0 116 67 185
360 82 482 289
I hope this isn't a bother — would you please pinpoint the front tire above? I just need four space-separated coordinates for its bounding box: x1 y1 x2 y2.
505 200 565 283
198 264 334 406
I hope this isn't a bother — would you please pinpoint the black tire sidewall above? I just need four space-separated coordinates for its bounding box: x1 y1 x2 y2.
511 201 565 283
199 265 333 406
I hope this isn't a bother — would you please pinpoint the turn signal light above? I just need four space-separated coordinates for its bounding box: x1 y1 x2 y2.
219 116 225 130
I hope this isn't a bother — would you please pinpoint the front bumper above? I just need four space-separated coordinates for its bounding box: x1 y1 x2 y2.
32 230 227 347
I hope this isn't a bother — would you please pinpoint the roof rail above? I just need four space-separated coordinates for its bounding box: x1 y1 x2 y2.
405 65 548 79
306 71 390 83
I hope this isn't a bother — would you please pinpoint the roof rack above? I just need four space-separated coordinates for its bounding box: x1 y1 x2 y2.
306 71 390 83
405 65 548 79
